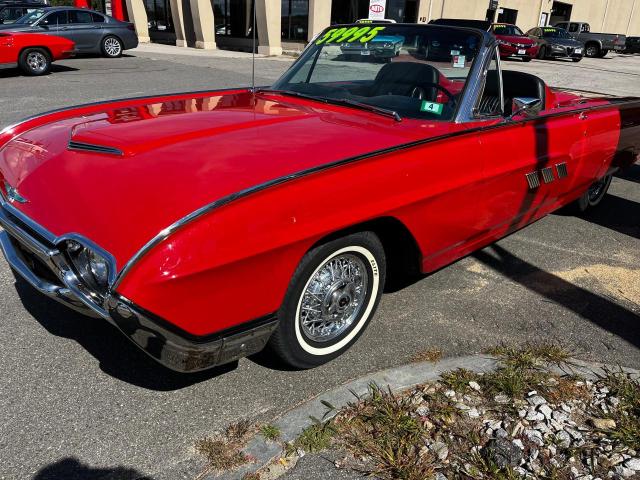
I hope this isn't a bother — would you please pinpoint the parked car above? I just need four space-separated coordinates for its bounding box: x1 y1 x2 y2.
0 31 73 74
526 26 584 62
0 6 137 57
490 23 538 62
624 36 640 54
553 21 625 57
0 23 638 373
340 33 405 59
0 1 47 24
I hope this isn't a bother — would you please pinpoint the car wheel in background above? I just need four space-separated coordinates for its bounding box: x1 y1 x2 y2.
537 46 546 59
585 42 600 58
574 174 612 213
268 232 386 369
523 56 532 62
101 35 123 58
598 49 609 58
18 48 51 76
572 57 582 62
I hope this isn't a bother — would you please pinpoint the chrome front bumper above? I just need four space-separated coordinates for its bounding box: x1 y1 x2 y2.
0 200 278 372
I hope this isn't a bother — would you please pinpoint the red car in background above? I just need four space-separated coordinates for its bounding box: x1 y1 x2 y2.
0 32 74 75
491 23 539 62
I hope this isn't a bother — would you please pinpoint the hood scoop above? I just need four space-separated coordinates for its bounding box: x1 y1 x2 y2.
68 141 124 156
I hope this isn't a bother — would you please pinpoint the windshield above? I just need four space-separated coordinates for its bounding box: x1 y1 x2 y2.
14 8 46 24
271 24 483 121
492 24 523 36
542 27 572 39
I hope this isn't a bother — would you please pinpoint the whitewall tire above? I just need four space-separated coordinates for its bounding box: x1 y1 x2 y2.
268 232 386 369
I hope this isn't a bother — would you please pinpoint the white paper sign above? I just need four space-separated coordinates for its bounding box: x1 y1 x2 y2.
368 0 386 20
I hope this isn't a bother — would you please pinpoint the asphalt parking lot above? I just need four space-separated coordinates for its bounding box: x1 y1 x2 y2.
0 46 639 479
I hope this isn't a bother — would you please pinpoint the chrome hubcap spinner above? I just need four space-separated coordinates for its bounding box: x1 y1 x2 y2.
299 253 368 342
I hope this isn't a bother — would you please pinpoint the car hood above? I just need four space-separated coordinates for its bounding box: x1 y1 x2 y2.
496 34 535 45
0 24 33 31
0 90 459 267
545 37 583 47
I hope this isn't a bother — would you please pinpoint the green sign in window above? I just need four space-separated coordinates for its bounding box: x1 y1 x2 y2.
420 101 444 115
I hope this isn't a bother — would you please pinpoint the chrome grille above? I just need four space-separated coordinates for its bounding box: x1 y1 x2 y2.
526 172 540 189
541 167 555 184
556 162 568 178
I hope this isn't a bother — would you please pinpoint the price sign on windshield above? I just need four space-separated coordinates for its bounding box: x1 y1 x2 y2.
316 26 387 45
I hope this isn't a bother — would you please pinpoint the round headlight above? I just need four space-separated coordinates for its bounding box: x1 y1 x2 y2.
65 241 111 291
88 250 109 286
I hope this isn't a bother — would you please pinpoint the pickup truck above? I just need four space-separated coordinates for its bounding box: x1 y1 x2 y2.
553 21 626 57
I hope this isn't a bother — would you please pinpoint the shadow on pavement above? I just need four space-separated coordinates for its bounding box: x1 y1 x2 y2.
33 457 153 480
616 163 640 184
473 244 639 349
572 193 640 240
0 64 78 78
13 274 238 391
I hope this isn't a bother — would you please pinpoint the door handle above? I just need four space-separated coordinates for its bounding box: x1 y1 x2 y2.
578 112 588 120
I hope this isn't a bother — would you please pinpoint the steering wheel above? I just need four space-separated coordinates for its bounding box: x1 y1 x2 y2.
409 83 456 103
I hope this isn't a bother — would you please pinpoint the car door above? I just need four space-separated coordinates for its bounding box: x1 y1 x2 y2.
67 9 100 51
37 10 70 39
474 50 588 236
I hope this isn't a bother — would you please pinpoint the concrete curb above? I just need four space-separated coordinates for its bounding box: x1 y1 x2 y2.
182 355 637 480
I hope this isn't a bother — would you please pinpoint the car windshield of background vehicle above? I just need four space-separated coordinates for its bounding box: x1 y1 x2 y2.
14 8 45 24
542 27 572 39
493 24 524 36
271 24 482 121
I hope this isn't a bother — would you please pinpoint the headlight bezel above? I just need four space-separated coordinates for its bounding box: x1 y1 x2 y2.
62 236 117 295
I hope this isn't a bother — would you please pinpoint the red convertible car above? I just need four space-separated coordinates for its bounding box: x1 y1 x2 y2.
0 32 74 75
0 24 638 372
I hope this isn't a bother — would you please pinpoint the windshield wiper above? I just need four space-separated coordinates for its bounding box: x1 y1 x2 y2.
326 98 402 122
254 88 402 122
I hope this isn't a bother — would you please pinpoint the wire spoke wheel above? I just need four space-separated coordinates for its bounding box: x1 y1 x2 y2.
299 253 368 343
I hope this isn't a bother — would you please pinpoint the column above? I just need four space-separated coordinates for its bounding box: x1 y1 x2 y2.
170 0 188 47
308 0 330 41
111 0 125 20
416 0 434 23
256 0 282 55
190 0 217 49
124 0 150 42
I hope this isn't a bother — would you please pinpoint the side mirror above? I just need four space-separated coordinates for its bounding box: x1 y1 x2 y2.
510 97 542 119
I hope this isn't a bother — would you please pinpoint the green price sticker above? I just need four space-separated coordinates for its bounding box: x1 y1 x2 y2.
420 101 444 115
316 26 387 45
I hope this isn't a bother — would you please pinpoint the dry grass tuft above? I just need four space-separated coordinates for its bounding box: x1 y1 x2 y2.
195 419 254 476
411 348 443 363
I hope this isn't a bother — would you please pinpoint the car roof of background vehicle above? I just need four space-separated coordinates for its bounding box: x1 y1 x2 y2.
429 18 491 31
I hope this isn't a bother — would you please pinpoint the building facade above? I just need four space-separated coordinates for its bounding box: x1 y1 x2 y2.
80 0 640 53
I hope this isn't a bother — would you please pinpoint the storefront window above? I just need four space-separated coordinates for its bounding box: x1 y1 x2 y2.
330 0 368 24
281 0 308 41
386 0 417 23
213 0 255 38
144 0 174 32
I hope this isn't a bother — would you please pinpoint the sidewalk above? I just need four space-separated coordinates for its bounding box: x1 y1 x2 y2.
130 42 297 62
